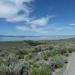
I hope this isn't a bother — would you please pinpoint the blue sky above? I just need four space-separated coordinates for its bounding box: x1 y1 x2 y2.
0 0 75 36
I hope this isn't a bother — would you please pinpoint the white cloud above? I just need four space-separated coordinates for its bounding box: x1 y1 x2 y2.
30 16 54 26
0 0 53 34
53 26 74 31
30 25 49 33
30 17 49 26
17 26 30 31
69 23 75 26
0 0 33 21
0 1 17 18
16 25 49 34
16 15 55 34
7 15 30 22
16 16 52 33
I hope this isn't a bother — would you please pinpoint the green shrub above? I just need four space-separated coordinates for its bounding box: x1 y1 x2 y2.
31 65 52 75
24 40 42 46
0 60 29 75
49 45 54 50
42 51 51 60
33 47 42 52
51 55 64 69
60 48 68 55
67 48 73 53
50 48 60 56
39 65 52 75
16 50 30 58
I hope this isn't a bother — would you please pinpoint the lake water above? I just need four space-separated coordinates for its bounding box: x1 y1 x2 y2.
0 35 75 41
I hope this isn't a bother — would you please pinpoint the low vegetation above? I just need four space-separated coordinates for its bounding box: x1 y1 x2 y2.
0 38 75 75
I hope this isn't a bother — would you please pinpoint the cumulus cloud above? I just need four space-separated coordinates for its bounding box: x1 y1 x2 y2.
0 0 53 34
0 0 33 21
16 16 54 33
30 17 50 26
30 16 54 26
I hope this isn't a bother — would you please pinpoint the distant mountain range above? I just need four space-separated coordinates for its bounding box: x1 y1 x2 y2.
0 35 75 41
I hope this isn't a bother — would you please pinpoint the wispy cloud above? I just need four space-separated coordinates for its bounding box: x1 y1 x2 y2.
16 26 30 32
16 15 55 34
69 23 75 26
16 25 49 34
54 26 73 30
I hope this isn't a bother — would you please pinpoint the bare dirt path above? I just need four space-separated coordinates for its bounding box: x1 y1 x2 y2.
63 53 75 75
